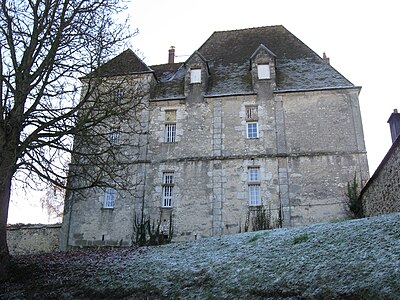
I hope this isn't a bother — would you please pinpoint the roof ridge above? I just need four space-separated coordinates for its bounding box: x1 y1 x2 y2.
212 25 285 34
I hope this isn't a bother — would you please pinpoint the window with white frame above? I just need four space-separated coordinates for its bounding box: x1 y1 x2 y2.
257 64 270 79
103 188 116 208
164 123 176 143
109 130 120 145
248 166 260 182
247 122 259 139
113 89 124 103
164 110 177 143
190 68 201 83
248 167 261 206
162 172 174 207
248 185 261 206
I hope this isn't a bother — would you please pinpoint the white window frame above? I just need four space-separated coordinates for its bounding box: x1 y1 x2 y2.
164 123 176 143
114 89 124 103
109 130 120 145
257 64 270 79
190 69 201 84
246 122 259 139
103 188 116 208
248 167 260 182
162 172 174 208
248 184 261 206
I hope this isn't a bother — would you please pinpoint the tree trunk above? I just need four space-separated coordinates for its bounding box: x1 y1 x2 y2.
0 171 12 281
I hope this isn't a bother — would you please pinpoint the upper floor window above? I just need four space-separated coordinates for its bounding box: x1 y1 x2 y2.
103 188 116 208
165 110 177 122
247 122 259 139
190 69 201 84
114 89 124 103
162 172 174 208
164 110 177 143
165 124 176 143
257 64 270 79
246 106 258 121
109 130 120 145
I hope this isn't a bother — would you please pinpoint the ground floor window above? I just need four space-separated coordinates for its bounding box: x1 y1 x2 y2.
162 172 174 207
248 184 261 206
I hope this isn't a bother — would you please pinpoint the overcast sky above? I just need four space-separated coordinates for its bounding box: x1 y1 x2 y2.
8 0 399 223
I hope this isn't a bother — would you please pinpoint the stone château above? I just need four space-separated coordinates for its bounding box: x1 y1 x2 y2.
61 25 369 248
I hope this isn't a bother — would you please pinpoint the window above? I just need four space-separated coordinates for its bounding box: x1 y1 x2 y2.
248 167 261 206
248 185 261 206
257 64 270 79
165 110 177 122
246 106 258 121
103 188 116 208
190 69 201 83
162 172 174 207
247 122 259 139
109 130 120 145
164 124 176 143
114 89 124 103
248 167 260 182
164 110 177 143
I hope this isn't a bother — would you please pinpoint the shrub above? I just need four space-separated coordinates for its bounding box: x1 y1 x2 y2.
346 174 364 218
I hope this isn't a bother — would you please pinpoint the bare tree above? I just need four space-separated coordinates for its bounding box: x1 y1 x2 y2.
0 0 142 279
40 183 65 222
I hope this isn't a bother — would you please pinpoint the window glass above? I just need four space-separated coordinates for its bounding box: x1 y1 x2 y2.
248 167 260 182
190 69 201 83
247 122 259 138
114 89 124 103
165 124 176 143
248 185 261 206
109 130 120 145
104 188 116 208
257 64 270 79
162 172 174 207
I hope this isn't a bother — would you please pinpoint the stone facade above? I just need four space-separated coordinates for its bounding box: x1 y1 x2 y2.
61 26 369 249
361 135 400 216
7 224 61 255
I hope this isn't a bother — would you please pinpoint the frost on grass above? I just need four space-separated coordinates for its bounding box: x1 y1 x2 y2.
2 213 400 299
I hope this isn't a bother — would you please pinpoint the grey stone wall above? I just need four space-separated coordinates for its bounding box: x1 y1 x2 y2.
62 79 369 248
361 137 400 216
7 224 61 255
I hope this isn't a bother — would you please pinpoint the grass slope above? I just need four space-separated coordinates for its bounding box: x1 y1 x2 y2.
2 213 400 299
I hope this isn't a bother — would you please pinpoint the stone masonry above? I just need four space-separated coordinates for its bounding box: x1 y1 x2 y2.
61 26 369 249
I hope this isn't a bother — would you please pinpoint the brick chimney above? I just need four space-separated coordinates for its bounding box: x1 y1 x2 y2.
323 52 330 64
168 46 175 64
388 109 400 143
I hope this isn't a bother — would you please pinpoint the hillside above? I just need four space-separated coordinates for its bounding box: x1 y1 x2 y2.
2 213 400 299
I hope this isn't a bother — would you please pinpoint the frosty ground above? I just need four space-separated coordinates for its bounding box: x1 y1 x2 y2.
1 213 400 299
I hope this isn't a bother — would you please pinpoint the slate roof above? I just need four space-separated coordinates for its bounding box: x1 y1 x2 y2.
93 49 152 77
96 26 355 99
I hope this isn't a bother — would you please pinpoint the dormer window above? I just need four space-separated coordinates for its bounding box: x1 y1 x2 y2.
257 64 270 79
190 69 201 83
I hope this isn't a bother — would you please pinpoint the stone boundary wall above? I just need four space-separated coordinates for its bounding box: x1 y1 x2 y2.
360 135 400 216
7 224 61 255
